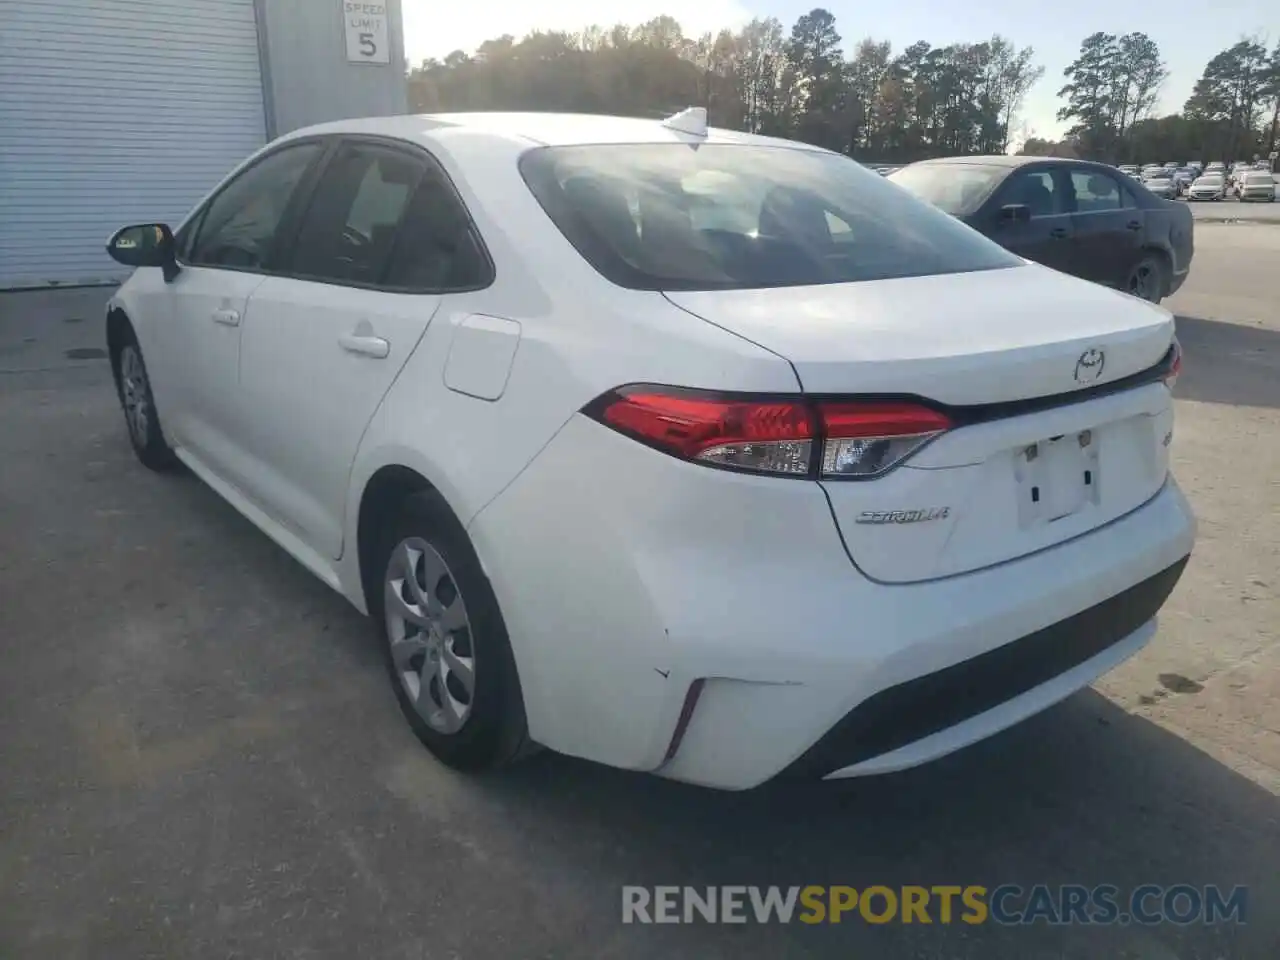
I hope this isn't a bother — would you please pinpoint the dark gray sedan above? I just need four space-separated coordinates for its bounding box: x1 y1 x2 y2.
889 156 1195 303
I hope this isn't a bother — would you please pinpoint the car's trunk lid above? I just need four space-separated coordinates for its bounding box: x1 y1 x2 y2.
666 263 1176 583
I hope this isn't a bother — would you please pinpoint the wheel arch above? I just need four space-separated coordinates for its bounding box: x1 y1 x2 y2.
354 463 471 619
105 305 134 381
1138 243 1174 296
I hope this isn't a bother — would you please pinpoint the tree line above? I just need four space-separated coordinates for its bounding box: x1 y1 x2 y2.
407 9 1280 166
1024 34 1280 163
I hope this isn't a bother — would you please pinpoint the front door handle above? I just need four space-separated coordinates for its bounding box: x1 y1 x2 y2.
212 308 241 326
339 334 390 359
1125 220 1142 231
1049 227 1069 239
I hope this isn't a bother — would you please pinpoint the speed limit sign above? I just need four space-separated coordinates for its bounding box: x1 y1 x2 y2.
343 1 390 64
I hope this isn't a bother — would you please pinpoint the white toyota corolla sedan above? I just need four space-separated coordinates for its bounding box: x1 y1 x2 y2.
104 110 1194 790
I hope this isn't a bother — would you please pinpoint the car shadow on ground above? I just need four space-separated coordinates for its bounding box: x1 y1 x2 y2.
458 688 1277 954
1173 314 1280 409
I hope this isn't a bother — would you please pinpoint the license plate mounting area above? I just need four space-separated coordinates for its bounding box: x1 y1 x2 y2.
1015 430 1102 527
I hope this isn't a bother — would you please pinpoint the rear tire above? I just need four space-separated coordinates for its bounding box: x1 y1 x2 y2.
112 331 177 472
1127 255 1165 304
371 490 530 771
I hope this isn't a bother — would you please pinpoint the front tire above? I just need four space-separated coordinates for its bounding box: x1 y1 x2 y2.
113 334 176 471
373 490 529 771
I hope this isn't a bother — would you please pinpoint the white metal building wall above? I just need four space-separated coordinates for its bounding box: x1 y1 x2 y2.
0 0 268 289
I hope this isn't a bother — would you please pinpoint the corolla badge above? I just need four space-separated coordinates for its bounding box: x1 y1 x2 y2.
856 507 951 525
1074 348 1105 384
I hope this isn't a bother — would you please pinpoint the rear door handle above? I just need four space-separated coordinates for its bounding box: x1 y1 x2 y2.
1125 220 1142 231
339 334 390 359
212 308 241 326
1049 227 1069 239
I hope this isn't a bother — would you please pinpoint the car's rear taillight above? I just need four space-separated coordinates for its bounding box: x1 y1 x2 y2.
1163 340 1182 388
585 387 951 479
590 388 815 475
817 401 952 478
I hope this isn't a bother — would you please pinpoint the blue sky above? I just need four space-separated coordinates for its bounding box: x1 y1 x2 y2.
403 0 1279 139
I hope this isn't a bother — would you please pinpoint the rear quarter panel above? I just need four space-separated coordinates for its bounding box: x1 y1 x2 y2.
1141 201 1194 279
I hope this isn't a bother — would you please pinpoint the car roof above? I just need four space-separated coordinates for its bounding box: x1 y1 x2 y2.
275 111 828 155
910 155 1041 168
907 155 1132 172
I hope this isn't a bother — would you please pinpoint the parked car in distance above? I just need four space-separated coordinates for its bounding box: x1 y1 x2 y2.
1118 164 1139 178
1237 170 1277 202
1186 173 1226 201
1205 161 1225 175
1225 163 1248 192
889 156 1192 302
1141 171 1179 200
100 112 1195 790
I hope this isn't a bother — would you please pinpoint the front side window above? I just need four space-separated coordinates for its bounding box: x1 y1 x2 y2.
288 143 424 285
520 144 1020 291
1002 170 1064 217
188 143 321 270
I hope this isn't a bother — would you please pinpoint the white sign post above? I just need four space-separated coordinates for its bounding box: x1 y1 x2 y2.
343 1 390 65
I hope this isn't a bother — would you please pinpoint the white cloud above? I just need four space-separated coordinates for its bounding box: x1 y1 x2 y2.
400 0 754 64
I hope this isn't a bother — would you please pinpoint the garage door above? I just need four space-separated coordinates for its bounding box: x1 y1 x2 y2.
0 0 268 289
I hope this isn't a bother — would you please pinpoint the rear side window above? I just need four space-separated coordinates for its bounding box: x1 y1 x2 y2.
519 144 1020 291
383 169 493 290
1070 171 1126 212
289 143 424 285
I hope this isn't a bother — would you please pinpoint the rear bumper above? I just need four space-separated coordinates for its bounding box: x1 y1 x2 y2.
473 413 1196 790
658 482 1193 789
789 556 1186 779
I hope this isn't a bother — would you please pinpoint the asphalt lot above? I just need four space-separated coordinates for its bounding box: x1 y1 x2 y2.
1187 196 1280 224
1 225 1278 959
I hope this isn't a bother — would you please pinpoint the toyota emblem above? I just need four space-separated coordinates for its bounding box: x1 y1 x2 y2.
1074 348 1105 384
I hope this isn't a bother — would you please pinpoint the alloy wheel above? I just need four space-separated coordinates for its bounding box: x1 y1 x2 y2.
384 537 475 734
1128 262 1157 302
120 345 151 446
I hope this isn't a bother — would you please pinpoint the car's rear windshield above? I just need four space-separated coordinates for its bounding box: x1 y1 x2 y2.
518 144 1020 291
1243 172 1272 183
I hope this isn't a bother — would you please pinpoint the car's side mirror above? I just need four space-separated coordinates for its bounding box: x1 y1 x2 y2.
998 203 1032 225
106 223 180 282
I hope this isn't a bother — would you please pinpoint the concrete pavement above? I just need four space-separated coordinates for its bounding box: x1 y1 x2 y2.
1186 195 1280 224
